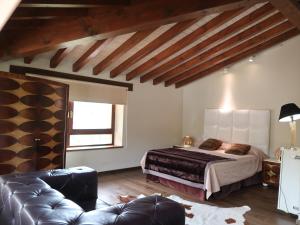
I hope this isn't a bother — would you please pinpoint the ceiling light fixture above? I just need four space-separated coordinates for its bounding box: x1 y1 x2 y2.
249 56 255 63
223 67 229 74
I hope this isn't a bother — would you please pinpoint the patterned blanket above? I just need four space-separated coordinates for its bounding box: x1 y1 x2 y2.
145 148 234 184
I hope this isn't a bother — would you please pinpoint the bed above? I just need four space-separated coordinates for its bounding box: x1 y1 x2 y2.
141 109 270 200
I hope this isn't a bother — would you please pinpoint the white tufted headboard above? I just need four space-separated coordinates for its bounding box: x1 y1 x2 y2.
203 109 270 155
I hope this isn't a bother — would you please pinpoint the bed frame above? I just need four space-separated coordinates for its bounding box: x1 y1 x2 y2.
147 109 270 201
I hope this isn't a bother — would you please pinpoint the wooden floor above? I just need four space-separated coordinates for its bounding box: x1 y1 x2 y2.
98 168 297 225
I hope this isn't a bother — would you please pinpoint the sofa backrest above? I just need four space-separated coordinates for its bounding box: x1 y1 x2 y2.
0 176 84 225
0 166 98 211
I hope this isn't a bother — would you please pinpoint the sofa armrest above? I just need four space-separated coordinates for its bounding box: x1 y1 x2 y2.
0 167 98 211
78 196 185 225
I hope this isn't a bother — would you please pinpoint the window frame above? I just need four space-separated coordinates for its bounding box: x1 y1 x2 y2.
67 101 116 148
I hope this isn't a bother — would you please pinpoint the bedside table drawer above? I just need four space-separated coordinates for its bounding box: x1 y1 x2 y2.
262 161 280 188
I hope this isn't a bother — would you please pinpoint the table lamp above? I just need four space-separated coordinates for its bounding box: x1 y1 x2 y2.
279 103 300 149
182 136 193 147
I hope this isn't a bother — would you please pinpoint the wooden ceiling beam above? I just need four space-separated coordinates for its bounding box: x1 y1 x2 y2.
165 21 295 86
12 8 89 19
50 48 70 68
24 56 34 64
175 28 299 88
93 28 156 75
154 12 284 85
10 65 134 91
270 0 300 30
3 19 48 30
0 0 265 58
11 6 126 19
20 0 130 5
109 17 200 78
0 35 55 59
124 8 245 81
73 39 112 72
141 3 275 84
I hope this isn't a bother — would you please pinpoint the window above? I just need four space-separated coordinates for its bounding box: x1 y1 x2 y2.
67 101 116 148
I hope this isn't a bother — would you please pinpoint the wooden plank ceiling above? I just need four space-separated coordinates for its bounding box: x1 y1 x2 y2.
0 0 299 88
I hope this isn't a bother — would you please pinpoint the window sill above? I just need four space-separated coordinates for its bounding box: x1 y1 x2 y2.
67 145 124 152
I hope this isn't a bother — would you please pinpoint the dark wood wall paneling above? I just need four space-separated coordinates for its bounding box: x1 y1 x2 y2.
0 71 68 175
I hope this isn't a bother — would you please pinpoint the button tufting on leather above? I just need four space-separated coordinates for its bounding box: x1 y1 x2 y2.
49 172 54 176
50 203 58 209
0 167 185 225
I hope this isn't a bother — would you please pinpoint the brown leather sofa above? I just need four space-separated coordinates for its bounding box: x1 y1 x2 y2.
0 167 185 225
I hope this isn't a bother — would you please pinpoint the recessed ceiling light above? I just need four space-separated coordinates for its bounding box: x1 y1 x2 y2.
249 56 255 63
223 67 229 74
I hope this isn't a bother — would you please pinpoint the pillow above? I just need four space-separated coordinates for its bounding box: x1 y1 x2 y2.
225 143 251 155
199 138 223 150
218 142 231 150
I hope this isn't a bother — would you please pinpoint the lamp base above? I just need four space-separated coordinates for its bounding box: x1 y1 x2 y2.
290 121 296 149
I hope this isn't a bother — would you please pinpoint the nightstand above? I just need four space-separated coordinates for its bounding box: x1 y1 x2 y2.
262 158 281 188
172 145 185 149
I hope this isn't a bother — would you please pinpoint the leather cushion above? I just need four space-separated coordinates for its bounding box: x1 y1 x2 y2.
78 196 185 225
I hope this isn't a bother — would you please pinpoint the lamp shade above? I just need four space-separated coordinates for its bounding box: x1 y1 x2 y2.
279 103 300 122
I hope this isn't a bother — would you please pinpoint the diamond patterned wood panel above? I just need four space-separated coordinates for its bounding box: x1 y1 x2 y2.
0 71 68 175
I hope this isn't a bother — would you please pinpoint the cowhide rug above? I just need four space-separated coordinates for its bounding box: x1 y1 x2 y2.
119 194 250 225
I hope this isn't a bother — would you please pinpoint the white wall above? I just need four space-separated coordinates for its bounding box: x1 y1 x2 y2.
182 35 300 156
66 82 182 171
0 57 183 172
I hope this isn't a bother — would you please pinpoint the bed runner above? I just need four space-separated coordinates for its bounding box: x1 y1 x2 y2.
145 148 234 184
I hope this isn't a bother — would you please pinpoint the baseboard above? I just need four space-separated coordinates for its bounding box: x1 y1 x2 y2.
97 166 141 175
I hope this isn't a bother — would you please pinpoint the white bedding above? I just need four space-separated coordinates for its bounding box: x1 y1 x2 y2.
140 147 267 199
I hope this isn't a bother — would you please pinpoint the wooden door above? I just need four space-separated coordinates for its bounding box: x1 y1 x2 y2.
0 71 69 174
